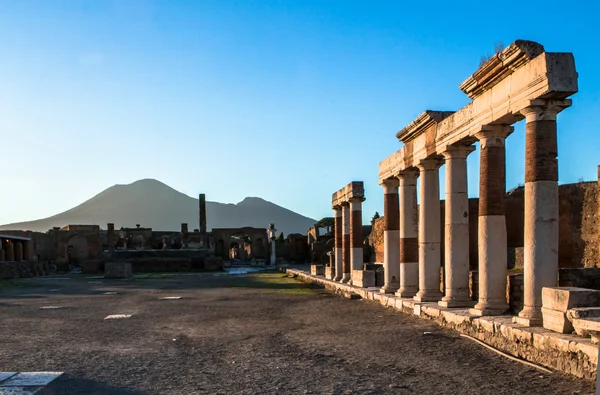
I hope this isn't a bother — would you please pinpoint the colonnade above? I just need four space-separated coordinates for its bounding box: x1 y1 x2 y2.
378 99 568 324
330 182 365 284
0 239 27 262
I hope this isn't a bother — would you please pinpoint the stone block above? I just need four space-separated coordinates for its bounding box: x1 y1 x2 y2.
325 266 335 280
542 287 600 334
567 307 600 321
542 287 600 312
572 318 600 344
351 270 375 288
104 262 133 280
310 265 325 276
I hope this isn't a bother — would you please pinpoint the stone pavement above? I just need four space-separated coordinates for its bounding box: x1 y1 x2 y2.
0 372 62 394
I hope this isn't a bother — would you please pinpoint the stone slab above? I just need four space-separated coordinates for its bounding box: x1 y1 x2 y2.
572 317 600 343
159 296 182 300
104 314 132 320
0 372 62 387
0 373 17 383
567 307 600 320
351 270 375 288
310 265 325 276
0 387 43 394
542 287 600 312
542 307 573 334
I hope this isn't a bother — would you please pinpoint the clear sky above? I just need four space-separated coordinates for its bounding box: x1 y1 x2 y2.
1 0 599 226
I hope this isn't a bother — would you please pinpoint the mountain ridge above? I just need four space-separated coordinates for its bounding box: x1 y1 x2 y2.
0 179 316 235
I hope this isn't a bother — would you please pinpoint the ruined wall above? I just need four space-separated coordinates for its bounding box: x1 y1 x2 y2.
367 181 599 269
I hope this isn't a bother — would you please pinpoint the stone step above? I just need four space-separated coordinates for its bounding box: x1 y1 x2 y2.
572 317 600 343
567 307 600 321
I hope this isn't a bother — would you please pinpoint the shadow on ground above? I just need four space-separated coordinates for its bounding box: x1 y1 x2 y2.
43 374 147 395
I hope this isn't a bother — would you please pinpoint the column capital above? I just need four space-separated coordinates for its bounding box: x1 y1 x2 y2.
332 204 342 213
417 157 444 171
397 168 419 183
475 125 513 148
341 201 350 207
441 143 475 159
520 99 572 122
349 196 365 204
381 177 399 193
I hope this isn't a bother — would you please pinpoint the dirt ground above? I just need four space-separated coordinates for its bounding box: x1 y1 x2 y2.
0 271 595 394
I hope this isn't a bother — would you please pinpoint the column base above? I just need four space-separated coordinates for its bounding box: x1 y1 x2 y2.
413 290 442 302
469 302 509 316
513 307 544 327
438 297 475 308
380 284 399 294
333 275 343 282
340 273 351 283
395 287 418 298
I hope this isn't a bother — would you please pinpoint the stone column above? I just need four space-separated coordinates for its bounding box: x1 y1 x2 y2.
349 197 364 278
380 178 400 293
414 158 444 302
515 100 568 326
333 207 343 281
439 144 475 308
107 223 115 251
15 242 23 261
269 224 277 266
6 242 14 261
396 169 419 298
341 202 351 283
470 125 512 316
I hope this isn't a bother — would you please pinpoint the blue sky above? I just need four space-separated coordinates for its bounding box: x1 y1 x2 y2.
1 0 599 226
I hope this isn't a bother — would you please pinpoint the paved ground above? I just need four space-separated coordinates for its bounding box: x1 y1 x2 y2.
0 271 595 394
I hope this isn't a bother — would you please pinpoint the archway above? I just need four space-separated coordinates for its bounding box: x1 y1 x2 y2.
229 233 252 261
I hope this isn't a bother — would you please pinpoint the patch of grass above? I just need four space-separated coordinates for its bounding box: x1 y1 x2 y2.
227 273 316 294
134 273 173 279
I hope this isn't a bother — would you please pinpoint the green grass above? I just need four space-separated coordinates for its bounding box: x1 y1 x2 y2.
227 273 317 295
0 280 46 291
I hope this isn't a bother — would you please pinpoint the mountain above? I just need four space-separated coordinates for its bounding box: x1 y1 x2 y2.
0 179 317 235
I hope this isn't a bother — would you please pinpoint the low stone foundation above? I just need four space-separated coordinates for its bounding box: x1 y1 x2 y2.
105 262 133 279
0 261 38 279
351 270 375 288
285 268 599 381
310 265 325 276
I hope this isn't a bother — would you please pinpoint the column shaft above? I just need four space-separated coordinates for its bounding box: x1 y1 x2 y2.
350 198 364 284
516 102 563 326
381 178 399 293
6 242 15 261
396 170 419 298
470 126 512 316
439 145 475 308
414 158 443 302
341 203 351 283
333 207 343 281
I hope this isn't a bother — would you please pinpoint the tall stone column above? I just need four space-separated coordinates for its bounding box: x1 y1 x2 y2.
414 158 444 302
268 223 277 266
349 197 364 280
380 178 400 293
6 242 14 261
333 206 343 281
439 144 475 308
341 202 351 283
515 100 569 326
107 223 115 251
470 125 512 316
396 169 419 298
15 242 23 262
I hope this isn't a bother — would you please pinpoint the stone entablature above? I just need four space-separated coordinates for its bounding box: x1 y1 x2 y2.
331 181 365 209
379 41 577 180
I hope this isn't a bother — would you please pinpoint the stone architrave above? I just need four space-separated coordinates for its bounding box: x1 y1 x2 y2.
396 169 419 298
470 125 513 316
333 207 343 281
380 178 400 293
515 99 571 326
414 158 444 302
349 197 365 282
439 144 475 308
341 203 351 283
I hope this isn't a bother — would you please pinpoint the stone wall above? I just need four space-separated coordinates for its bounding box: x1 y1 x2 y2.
368 217 384 263
0 261 37 279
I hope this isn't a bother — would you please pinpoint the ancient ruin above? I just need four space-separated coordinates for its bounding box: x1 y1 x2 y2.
378 40 577 323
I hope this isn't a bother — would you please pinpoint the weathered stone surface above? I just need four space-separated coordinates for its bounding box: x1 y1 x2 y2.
324 265 335 280
310 265 325 276
351 270 375 288
542 287 600 312
567 307 600 320
104 262 133 280
572 318 600 343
